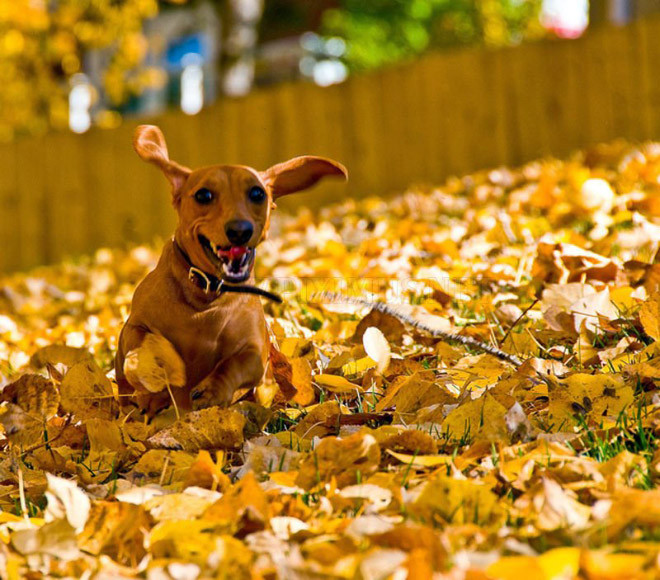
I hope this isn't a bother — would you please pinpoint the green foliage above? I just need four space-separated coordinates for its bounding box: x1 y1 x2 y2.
322 0 546 70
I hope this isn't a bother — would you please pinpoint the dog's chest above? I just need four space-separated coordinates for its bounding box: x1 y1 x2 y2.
156 303 250 384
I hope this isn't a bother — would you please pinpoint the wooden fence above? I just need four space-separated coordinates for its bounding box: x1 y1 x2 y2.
1 17 659 272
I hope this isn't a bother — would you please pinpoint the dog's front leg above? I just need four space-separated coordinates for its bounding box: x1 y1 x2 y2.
191 346 265 410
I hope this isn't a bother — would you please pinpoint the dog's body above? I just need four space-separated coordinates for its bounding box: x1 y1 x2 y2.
115 125 346 415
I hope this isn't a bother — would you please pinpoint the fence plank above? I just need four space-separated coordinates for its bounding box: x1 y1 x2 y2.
418 52 449 184
14 137 46 269
583 27 615 145
0 143 19 272
347 72 385 196
638 18 660 139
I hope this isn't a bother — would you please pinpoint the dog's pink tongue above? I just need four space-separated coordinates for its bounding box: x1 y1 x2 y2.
219 246 249 260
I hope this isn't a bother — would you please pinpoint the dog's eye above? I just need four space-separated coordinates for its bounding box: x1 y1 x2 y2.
194 188 214 205
247 186 266 204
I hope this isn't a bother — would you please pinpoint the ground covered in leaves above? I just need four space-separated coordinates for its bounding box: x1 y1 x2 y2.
2 142 660 578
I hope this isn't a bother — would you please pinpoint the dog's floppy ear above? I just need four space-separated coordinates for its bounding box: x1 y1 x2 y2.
133 125 191 192
261 156 347 200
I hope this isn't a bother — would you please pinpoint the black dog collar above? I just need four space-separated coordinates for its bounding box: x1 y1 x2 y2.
173 240 282 303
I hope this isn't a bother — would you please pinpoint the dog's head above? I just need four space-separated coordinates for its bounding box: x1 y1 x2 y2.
134 125 347 283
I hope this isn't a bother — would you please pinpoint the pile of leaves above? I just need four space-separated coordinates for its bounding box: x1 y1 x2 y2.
2 141 660 578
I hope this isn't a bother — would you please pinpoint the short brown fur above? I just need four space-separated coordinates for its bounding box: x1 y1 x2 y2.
115 125 347 415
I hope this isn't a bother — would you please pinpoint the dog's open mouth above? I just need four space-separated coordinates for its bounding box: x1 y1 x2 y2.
198 235 255 283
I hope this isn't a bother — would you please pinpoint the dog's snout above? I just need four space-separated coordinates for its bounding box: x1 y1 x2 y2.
225 220 254 246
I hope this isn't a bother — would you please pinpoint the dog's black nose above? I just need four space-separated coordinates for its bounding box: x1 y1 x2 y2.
225 220 254 246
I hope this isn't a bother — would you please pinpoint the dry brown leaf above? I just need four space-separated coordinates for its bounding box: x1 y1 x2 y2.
296 432 380 489
59 360 117 420
0 403 45 447
123 333 186 393
640 292 660 341
376 372 453 416
203 471 270 534
268 343 298 402
548 373 633 428
353 308 405 344
78 501 152 564
130 449 196 485
0 373 59 420
315 373 362 393
290 357 316 406
147 407 245 451
184 450 230 491
29 344 94 370
293 400 344 439
411 474 505 526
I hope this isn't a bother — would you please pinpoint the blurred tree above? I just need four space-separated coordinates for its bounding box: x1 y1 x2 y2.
260 0 338 41
0 0 267 139
322 0 545 70
0 0 161 141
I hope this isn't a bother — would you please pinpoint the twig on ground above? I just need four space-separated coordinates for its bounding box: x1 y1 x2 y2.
312 291 523 366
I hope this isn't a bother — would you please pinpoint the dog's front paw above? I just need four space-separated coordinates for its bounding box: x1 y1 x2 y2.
190 377 234 410
135 390 172 420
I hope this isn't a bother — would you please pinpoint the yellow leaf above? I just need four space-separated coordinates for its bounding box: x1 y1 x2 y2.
130 450 196 486
640 292 660 341
5 374 60 419
203 472 270 533
548 373 633 428
184 450 230 492
149 521 238 565
147 407 245 451
0 403 44 447
124 333 186 393
441 394 508 443
448 354 508 394
580 551 648 579
78 501 151 563
291 357 316 406
537 547 580 579
315 374 363 393
280 337 310 358
412 474 505 526
376 371 453 415
341 355 377 376
60 360 117 420
29 344 93 370
386 450 452 468
144 491 219 522
296 432 380 489
487 556 544 580
268 471 299 488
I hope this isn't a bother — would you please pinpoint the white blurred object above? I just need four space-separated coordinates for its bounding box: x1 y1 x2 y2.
579 178 615 212
223 60 254 96
541 0 589 38
69 74 92 134
181 54 204 115
312 59 348 87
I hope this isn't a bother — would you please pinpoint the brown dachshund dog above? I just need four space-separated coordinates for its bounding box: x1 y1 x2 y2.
115 125 347 415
